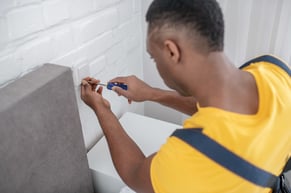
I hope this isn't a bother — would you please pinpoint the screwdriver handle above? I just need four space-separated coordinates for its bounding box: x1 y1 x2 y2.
107 82 128 90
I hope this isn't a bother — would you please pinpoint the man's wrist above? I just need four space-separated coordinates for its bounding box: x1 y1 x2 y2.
93 105 112 116
148 88 166 102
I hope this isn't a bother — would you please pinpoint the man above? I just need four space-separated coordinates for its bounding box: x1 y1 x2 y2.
81 0 291 192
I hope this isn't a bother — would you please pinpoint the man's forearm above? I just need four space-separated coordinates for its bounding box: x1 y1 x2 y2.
80 78 154 192
149 88 197 116
94 107 146 187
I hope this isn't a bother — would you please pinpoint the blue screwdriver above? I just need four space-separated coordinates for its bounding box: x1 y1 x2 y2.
98 82 128 90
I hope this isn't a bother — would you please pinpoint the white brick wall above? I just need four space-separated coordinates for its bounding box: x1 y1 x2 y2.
0 18 8 48
42 0 70 27
0 0 144 150
69 0 94 19
7 5 45 40
15 0 42 6
0 54 22 84
73 8 118 45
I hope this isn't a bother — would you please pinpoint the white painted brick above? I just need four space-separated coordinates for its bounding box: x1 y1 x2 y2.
0 18 8 46
106 40 127 65
118 0 133 24
113 20 132 43
51 52 75 68
51 28 74 59
133 0 142 13
15 0 41 6
74 8 118 45
92 64 110 82
115 55 128 74
0 1 16 16
78 62 90 82
127 35 140 52
132 14 142 33
127 17 142 52
72 59 85 86
68 0 94 19
113 20 141 53
0 54 22 85
113 14 140 43
6 5 44 40
95 0 120 10
72 59 90 86
89 56 106 76
84 31 115 61
42 0 70 27
126 47 143 76
15 37 53 71
107 91 127 118
51 42 90 68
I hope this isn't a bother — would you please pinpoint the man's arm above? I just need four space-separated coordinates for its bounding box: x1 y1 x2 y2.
81 79 155 193
110 76 197 116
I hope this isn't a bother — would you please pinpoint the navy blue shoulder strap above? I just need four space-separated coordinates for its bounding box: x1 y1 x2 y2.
239 55 291 76
172 129 278 188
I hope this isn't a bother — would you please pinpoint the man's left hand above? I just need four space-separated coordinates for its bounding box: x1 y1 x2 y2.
80 77 111 112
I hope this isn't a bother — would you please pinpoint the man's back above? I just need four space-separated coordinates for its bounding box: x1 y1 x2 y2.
150 55 291 193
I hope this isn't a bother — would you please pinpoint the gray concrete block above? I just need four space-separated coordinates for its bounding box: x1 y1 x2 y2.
0 64 94 193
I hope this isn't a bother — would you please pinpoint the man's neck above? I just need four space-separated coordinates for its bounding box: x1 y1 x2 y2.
187 53 259 115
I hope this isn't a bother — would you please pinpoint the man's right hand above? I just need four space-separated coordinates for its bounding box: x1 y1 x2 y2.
110 75 155 104
110 75 197 115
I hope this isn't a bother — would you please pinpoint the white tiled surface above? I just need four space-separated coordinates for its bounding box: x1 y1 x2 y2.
87 112 181 193
0 0 144 150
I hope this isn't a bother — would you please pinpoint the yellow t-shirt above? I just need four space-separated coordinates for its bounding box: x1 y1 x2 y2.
150 55 291 193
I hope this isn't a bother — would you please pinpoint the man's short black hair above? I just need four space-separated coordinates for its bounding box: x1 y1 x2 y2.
146 0 224 52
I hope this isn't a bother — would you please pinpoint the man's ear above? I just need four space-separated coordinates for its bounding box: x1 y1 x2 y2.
164 40 181 63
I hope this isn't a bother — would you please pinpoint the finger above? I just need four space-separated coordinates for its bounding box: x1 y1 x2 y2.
81 79 89 86
86 78 100 91
83 77 92 81
88 78 100 85
91 81 99 91
112 86 129 98
91 85 97 92
81 82 85 98
84 81 93 93
128 99 132 104
97 86 103 95
81 81 91 99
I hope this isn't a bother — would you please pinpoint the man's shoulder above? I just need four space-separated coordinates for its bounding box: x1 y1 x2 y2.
239 54 291 76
